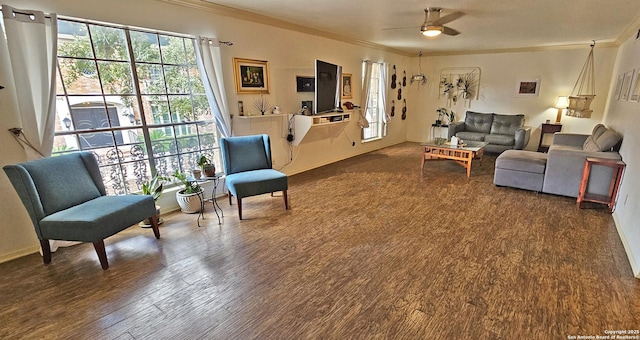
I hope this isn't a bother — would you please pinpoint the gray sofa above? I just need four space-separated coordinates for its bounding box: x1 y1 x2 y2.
448 111 531 153
494 124 623 198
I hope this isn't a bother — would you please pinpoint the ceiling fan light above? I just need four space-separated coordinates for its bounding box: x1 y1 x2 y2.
422 26 443 37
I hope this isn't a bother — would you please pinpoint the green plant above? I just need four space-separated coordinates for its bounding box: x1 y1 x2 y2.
436 108 456 123
141 173 170 201
196 154 211 168
171 169 201 194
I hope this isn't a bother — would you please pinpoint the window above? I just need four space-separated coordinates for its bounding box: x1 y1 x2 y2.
362 61 387 141
54 19 219 195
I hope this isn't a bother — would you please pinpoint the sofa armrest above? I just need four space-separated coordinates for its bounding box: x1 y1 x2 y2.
514 126 531 150
552 133 589 148
447 122 465 139
542 146 622 197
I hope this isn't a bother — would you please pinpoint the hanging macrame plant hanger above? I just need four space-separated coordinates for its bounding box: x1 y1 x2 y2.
566 41 596 118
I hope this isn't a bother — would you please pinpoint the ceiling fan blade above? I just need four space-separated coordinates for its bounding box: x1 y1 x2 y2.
382 26 420 31
432 11 464 26
442 26 461 36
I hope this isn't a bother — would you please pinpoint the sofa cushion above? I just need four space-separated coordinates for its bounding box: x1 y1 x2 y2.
464 111 493 134
484 134 515 146
496 150 547 174
582 124 622 152
456 131 487 142
490 114 524 135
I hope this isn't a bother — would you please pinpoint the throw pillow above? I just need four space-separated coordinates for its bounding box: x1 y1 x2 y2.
594 129 622 151
583 136 600 152
583 124 607 151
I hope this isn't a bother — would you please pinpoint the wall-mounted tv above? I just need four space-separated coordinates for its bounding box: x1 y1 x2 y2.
314 59 342 115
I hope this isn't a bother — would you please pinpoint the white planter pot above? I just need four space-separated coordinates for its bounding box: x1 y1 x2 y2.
176 190 203 213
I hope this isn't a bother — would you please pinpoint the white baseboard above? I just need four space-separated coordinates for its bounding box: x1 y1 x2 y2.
612 212 640 278
0 246 39 264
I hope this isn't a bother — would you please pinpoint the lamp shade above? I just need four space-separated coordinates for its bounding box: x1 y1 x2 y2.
554 96 569 109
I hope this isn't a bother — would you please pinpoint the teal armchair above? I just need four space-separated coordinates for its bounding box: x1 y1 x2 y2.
3 152 160 269
220 134 289 220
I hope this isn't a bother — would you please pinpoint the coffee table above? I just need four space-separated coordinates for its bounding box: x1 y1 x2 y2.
421 140 489 178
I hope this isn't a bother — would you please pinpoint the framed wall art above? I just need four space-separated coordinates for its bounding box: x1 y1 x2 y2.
296 76 315 92
342 73 353 99
515 78 540 96
629 69 640 102
620 70 634 101
233 58 270 94
614 73 624 100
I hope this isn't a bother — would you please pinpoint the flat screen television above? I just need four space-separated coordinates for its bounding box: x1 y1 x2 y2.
314 59 342 114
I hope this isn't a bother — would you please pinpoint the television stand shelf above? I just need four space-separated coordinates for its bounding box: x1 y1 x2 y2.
291 111 351 146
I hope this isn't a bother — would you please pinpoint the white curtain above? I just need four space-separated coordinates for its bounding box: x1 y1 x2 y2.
194 37 232 138
358 60 373 128
0 5 57 159
379 62 390 136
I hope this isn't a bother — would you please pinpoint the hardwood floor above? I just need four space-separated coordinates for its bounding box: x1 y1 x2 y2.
0 142 638 339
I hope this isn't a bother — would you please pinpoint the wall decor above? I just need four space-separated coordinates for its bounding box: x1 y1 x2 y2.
614 73 624 100
515 78 540 96
342 73 353 99
620 69 634 101
238 101 244 116
629 69 640 102
439 67 481 107
296 76 314 92
233 58 270 94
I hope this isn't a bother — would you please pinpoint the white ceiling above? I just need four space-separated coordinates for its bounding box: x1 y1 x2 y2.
203 0 640 55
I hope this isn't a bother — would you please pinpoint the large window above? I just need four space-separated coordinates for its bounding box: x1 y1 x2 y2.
54 19 219 195
362 62 386 141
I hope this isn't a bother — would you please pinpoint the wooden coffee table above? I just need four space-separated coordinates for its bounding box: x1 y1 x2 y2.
421 141 489 178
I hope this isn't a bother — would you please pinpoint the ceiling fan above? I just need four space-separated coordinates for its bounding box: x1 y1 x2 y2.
420 7 463 37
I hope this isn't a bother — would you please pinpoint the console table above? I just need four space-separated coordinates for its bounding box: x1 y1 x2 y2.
577 157 625 213
537 123 562 152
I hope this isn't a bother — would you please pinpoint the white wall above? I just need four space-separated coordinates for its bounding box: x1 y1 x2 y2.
0 0 411 262
407 48 618 148
604 35 640 277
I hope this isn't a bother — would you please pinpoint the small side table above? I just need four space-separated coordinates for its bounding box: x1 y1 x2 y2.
430 124 449 140
577 157 626 213
537 123 562 152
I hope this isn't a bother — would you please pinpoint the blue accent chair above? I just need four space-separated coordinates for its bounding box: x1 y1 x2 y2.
3 152 160 269
220 134 289 220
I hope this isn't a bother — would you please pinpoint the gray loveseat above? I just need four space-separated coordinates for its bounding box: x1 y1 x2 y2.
494 124 623 198
448 111 531 153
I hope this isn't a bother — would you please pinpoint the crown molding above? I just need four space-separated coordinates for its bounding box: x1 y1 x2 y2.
157 0 414 57
420 41 619 57
615 12 640 45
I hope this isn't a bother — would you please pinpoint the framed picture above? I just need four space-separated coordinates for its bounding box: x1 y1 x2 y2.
233 58 270 94
629 69 640 102
342 73 353 99
620 70 634 101
296 76 315 92
614 73 625 100
515 78 540 96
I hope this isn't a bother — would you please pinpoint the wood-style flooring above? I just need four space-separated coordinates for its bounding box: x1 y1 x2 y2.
0 142 638 339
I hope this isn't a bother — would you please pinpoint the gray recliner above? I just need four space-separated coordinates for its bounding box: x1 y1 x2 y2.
3 152 160 269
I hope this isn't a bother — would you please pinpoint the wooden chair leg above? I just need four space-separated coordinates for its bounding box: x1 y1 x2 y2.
283 190 289 210
228 193 233 205
150 214 161 239
237 198 243 220
93 240 109 270
40 239 51 264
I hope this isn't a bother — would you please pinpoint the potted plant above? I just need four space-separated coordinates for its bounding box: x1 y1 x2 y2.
139 173 169 227
197 154 216 177
436 107 456 124
172 169 203 213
